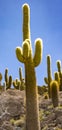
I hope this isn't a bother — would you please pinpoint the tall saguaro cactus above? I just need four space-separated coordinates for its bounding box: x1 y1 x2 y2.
16 3 43 130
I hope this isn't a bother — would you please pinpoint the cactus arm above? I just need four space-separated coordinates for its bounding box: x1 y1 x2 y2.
5 68 9 86
56 60 61 73
56 60 62 91
16 47 25 63
8 76 12 89
47 55 52 82
33 39 43 67
19 67 23 81
13 79 21 89
54 72 60 85
13 80 17 89
23 40 30 59
44 77 48 84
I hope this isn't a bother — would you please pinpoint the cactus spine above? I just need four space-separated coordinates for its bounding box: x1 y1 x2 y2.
50 80 59 107
56 60 62 91
16 3 43 130
44 55 52 98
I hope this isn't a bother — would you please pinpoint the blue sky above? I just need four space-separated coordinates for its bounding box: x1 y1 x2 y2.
0 0 62 86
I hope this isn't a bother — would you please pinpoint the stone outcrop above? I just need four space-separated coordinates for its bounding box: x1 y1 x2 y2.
0 89 62 130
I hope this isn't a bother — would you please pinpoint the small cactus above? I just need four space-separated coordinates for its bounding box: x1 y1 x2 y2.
13 68 25 90
19 67 23 81
0 73 2 86
56 60 62 91
50 80 59 107
54 71 60 86
4 68 12 89
0 73 2 81
13 78 21 90
19 67 25 90
44 55 52 98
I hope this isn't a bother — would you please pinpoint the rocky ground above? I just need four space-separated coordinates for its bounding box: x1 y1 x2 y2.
0 89 62 130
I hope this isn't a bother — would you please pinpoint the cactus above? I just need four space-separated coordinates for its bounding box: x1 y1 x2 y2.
54 71 60 86
4 68 12 89
13 68 25 90
44 55 52 98
13 78 21 90
0 73 2 86
19 67 25 90
19 67 23 81
50 80 59 107
56 60 62 91
15 3 43 130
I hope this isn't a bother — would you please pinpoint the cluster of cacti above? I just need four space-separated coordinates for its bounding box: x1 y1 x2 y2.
13 67 25 90
44 55 62 107
0 2 62 130
0 67 25 91
15 3 43 130
44 55 52 98
13 78 21 90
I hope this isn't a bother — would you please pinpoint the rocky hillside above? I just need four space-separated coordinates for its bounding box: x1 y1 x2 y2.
0 89 62 130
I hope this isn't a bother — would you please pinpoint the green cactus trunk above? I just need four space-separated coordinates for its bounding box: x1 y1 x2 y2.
25 59 40 130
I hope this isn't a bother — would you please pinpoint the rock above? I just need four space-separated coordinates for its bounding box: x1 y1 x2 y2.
0 89 62 130
1 121 14 130
0 89 25 129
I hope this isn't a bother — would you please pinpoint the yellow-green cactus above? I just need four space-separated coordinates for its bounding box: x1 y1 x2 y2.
4 68 12 89
16 3 43 130
44 55 52 98
22 4 30 41
13 78 21 90
56 60 62 91
0 73 2 82
19 67 25 90
19 67 23 81
50 80 59 107
54 71 60 86
0 73 2 86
